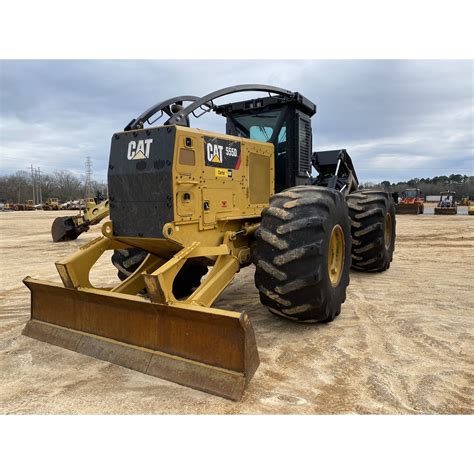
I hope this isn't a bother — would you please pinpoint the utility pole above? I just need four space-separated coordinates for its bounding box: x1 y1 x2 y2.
85 156 93 199
29 165 43 205
37 167 42 203
31 164 36 205
35 169 39 204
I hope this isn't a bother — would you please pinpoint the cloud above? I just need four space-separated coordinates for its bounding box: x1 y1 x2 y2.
0 60 472 183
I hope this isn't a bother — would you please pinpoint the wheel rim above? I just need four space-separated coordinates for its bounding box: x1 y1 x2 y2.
384 213 393 249
328 224 345 287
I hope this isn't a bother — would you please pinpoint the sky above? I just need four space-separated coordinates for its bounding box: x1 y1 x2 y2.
0 60 472 184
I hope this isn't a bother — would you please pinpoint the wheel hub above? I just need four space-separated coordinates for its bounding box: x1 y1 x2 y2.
384 213 392 250
328 224 344 287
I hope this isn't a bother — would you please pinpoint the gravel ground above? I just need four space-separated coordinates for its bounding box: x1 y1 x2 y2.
0 207 473 414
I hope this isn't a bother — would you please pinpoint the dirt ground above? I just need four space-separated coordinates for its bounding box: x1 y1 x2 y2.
1 207 473 414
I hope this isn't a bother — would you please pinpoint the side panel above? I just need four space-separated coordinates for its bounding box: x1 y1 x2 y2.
168 127 274 248
108 127 175 238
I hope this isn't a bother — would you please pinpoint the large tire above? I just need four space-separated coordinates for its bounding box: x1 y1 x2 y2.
346 190 396 272
254 185 351 323
112 248 147 280
173 262 208 299
111 249 208 298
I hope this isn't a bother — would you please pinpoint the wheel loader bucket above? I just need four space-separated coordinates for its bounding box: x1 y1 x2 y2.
22 277 259 401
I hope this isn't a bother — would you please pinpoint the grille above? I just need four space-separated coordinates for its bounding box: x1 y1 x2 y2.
298 116 312 176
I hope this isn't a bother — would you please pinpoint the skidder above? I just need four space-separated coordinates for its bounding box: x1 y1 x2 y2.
23 85 396 400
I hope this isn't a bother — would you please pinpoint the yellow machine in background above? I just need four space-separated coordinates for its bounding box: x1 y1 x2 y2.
43 198 60 210
25 199 36 210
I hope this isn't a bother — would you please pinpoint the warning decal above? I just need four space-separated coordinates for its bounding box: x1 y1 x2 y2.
204 136 241 169
215 168 233 178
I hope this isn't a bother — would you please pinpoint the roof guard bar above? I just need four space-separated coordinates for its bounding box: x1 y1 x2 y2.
125 95 200 131
166 84 304 126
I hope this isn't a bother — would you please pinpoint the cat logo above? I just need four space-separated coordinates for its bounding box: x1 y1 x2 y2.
204 136 241 170
206 142 223 163
127 139 153 160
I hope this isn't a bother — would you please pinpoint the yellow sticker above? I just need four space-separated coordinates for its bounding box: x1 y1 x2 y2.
215 168 229 178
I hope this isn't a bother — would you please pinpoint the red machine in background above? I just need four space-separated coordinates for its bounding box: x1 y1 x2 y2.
395 188 424 214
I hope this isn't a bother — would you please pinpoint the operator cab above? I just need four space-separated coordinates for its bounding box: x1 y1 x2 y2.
439 192 455 207
214 93 316 192
403 188 422 199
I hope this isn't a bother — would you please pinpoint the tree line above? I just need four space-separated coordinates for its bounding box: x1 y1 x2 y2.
1 169 473 204
361 174 474 198
0 170 107 204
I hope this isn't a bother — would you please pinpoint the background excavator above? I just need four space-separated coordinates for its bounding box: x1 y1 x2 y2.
23 85 396 400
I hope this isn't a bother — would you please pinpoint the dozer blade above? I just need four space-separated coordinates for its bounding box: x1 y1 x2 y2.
22 277 259 401
395 204 420 215
434 207 457 215
51 216 86 242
